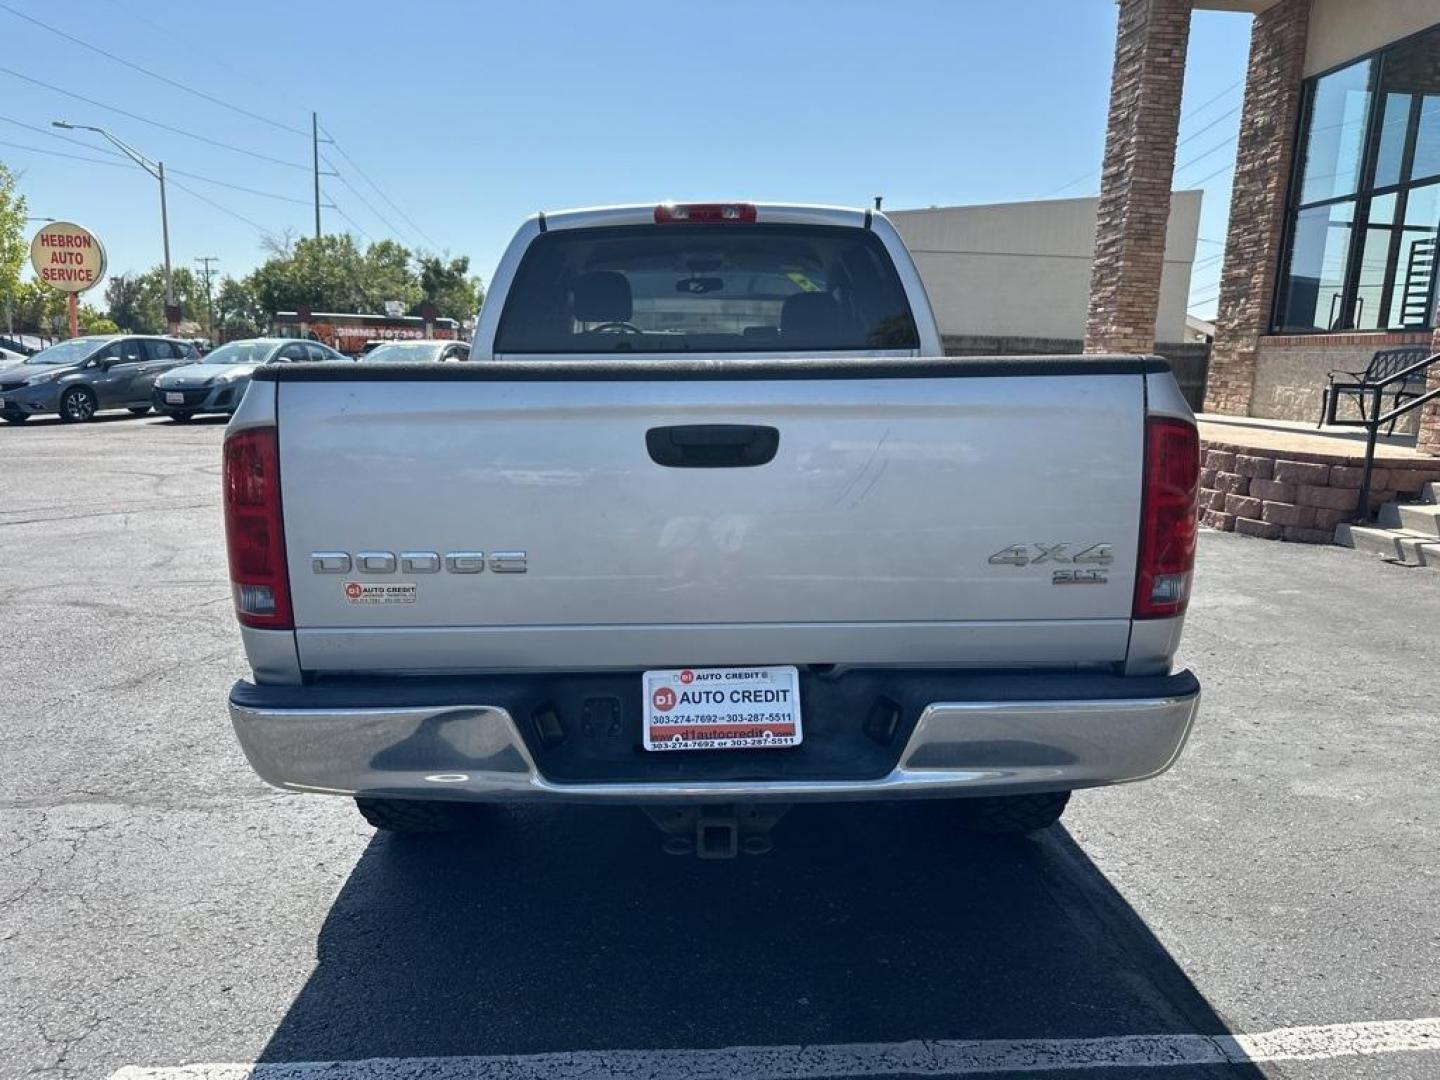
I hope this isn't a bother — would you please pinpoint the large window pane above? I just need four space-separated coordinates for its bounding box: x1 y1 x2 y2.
1414 97 1440 182
1396 182 1440 327
1299 60 1373 204
1375 94 1411 188
1279 202 1355 331
1378 24 1440 184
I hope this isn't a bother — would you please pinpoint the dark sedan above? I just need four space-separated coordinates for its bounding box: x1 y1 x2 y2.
0 335 199 424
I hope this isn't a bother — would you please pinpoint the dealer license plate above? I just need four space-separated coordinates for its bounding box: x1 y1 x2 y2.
165 391 185 404
642 665 802 751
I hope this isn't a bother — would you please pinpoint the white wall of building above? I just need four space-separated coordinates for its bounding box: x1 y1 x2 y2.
887 191 1202 343
1305 0 1439 76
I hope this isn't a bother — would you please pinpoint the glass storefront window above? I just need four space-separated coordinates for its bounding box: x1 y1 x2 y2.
1298 60 1373 204
1274 23 1440 332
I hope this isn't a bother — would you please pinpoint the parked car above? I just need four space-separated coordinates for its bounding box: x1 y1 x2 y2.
360 340 469 362
223 202 1201 852
152 338 348 421
0 335 199 424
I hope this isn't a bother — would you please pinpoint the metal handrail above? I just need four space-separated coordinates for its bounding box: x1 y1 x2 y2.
1354 351 1440 523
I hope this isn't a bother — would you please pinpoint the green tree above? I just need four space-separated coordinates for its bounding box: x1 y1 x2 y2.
105 274 144 331
78 306 118 334
360 239 421 312
11 279 66 334
414 254 485 323
215 275 265 339
0 161 27 335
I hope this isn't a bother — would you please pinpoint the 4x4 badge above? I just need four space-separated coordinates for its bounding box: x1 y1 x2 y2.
987 543 1114 567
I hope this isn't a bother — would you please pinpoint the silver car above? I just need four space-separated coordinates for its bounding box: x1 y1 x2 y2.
360 340 470 362
151 338 347 421
0 335 199 424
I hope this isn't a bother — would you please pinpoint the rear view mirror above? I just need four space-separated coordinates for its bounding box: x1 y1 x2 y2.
676 276 724 295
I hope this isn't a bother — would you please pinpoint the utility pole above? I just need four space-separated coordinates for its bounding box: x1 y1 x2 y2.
310 115 337 241
312 112 321 239
194 256 219 340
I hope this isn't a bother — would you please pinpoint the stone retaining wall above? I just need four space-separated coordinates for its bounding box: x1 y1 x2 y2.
1199 439 1440 543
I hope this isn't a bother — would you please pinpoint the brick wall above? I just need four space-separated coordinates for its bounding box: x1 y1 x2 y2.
1084 0 1193 356
1248 332 1432 433
1204 0 1312 415
1198 440 1440 543
1422 328 1440 455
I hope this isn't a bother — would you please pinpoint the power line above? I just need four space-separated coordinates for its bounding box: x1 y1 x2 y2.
167 167 333 207
1182 80 1244 124
323 157 409 243
0 113 127 156
0 66 311 170
0 1 307 137
1188 161 1236 188
0 135 283 240
0 115 326 207
324 192 374 244
1174 134 1237 178
1174 104 1242 152
321 126 439 248
0 137 130 167
1044 80 1243 197
166 176 277 239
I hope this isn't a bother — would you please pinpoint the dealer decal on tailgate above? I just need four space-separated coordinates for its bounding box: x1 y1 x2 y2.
642 666 803 751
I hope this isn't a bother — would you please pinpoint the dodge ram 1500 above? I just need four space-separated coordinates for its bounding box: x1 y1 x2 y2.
224 202 1201 854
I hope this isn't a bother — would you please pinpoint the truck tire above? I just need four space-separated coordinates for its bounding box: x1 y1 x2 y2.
954 791 1071 835
354 796 474 833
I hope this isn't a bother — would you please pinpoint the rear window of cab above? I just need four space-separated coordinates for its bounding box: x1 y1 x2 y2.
494 224 919 354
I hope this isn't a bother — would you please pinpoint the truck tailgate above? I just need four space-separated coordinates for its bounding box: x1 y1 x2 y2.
271 361 1148 673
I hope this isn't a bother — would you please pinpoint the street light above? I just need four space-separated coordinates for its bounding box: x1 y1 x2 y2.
52 120 175 331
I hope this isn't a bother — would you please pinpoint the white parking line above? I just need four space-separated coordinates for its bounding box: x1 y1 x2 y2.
110 1016 1440 1079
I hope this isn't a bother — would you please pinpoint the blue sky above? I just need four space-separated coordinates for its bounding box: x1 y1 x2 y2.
0 0 1251 318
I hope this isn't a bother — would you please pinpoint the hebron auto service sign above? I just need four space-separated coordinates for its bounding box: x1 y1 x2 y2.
30 221 106 293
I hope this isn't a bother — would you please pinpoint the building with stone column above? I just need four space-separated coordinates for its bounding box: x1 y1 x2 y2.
1084 0 1440 455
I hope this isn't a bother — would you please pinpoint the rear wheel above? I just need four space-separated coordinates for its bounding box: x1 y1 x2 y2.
355 796 477 833
952 791 1071 835
58 386 98 423
169 411 194 423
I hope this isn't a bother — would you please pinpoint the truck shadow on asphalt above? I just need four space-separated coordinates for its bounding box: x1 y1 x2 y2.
257 800 1265 1077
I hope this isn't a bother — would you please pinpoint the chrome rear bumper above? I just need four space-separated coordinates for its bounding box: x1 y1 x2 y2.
229 673 1200 804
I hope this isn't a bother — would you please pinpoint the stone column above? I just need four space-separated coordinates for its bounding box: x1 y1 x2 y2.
1084 0 1194 356
1419 328 1440 456
1203 0 1312 415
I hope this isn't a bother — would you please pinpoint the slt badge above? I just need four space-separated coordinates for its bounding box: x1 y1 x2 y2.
988 543 1113 585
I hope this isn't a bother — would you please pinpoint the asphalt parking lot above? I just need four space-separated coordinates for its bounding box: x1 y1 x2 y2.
1 412 1437 1080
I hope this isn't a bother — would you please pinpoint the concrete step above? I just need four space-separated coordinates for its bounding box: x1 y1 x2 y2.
1334 523 1440 570
1378 501 1440 537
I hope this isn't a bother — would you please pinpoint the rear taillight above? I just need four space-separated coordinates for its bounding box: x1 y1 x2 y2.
1134 416 1199 620
223 426 292 629
654 202 758 224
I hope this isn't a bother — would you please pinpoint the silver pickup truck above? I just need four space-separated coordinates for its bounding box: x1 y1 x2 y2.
224 202 1201 853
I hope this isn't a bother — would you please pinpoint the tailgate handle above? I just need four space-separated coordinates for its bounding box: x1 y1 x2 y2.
646 424 779 468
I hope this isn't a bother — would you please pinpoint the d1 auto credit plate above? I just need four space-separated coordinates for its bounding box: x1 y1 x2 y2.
642 666 802 752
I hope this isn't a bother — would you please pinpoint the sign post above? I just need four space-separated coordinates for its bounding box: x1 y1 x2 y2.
419 301 438 339
30 221 106 338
